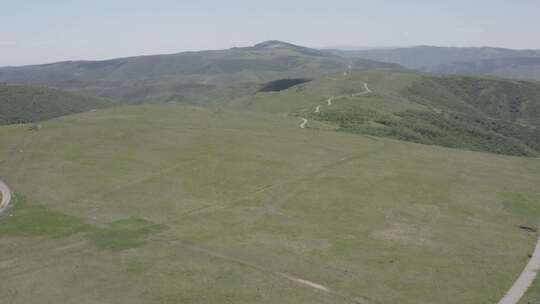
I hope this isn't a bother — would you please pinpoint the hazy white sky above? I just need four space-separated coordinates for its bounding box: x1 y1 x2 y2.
1 0 539 66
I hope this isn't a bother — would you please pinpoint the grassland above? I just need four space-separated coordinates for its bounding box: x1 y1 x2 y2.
0 104 539 303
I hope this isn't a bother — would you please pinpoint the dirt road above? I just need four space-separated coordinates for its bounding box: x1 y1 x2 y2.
327 97 333 106
300 118 308 129
363 82 372 93
301 81 373 129
352 82 372 97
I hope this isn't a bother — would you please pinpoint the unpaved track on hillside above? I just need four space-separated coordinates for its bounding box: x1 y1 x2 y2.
300 81 373 129
0 180 12 213
498 237 540 304
352 83 372 97
300 118 308 128
327 97 333 106
363 82 372 93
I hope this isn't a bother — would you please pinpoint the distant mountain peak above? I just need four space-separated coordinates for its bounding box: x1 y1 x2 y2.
253 40 297 49
251 40 326 56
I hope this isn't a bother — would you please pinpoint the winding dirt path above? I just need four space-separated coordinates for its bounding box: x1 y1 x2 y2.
498 237 540 304
300 81 373 129
363 82 372 93
352 83 372 97
0 180 12 214
300 118 308 129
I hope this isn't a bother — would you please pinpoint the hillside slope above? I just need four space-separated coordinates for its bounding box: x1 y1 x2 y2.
0 41 401 104
0 84 111 125
0 104 539 304
244 70 540 156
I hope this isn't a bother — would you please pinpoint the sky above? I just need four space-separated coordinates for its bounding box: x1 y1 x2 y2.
1 0 539 66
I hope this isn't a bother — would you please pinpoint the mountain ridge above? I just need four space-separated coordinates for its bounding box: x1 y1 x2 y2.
0 41 401 103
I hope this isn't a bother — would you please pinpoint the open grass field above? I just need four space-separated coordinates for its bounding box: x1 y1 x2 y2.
0 104 539 303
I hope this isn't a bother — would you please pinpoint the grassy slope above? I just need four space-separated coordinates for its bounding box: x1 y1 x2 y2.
0 104 539 304
0 84 111 125
404 76 540 127
243 70 540 156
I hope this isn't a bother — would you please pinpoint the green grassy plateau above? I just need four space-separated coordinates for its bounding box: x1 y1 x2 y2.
0 104 539 304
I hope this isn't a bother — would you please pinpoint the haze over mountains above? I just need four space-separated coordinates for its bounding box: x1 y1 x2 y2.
332 45 540 80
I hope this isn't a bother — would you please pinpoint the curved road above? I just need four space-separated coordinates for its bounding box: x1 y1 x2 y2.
0 180 12 213
498 238 540 304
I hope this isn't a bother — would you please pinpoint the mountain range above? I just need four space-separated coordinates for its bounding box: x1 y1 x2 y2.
331 45 540 80
0 41 400 104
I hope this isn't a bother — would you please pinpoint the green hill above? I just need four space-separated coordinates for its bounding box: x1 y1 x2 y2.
0 104 539 304
243 70 540 156
0 41 401 104
0 84 111 125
